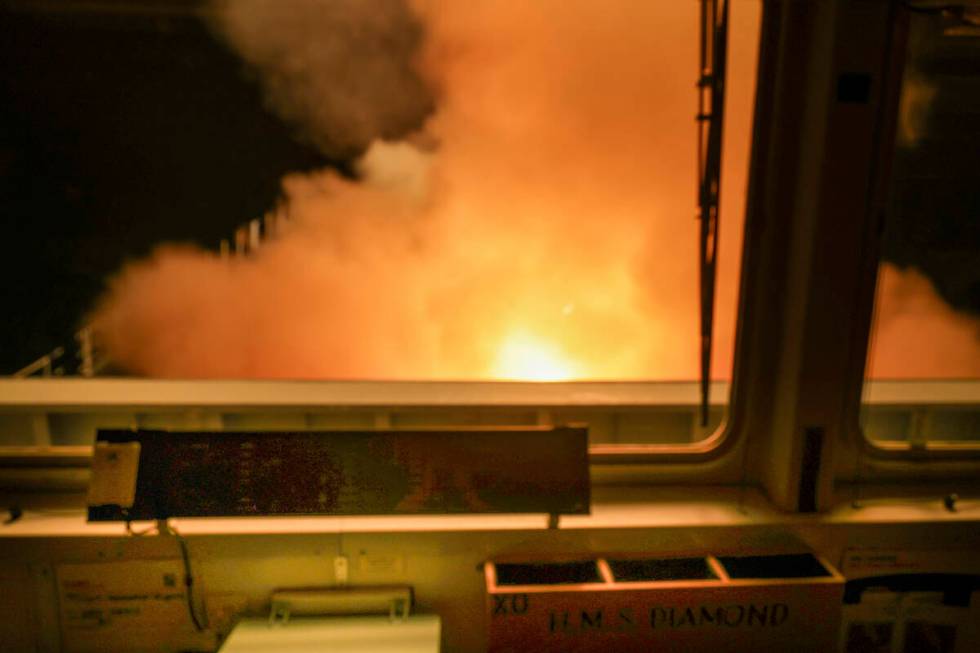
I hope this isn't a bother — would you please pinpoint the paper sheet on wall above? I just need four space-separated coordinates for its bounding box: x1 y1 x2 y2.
57 560 212 653
839 549 980 653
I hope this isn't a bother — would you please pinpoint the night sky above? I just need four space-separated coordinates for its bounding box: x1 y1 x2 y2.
884 12 980 318
0 1 338 373
0 1 977 375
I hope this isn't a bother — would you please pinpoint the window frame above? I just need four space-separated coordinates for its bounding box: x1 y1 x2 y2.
0 1 771 485
844 1 980 466
0 378 749 488
11 1 979 505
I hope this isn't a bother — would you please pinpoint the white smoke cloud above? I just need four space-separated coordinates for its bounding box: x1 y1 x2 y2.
208 0 433 158
91 0 979 382
868 264 980 379
94 0 764 380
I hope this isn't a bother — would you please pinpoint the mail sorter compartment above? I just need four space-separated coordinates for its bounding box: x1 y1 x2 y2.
485 553 844 653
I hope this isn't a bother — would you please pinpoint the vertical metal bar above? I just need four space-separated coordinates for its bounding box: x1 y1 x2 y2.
31 413 52 447
235 226 248 257
248 218 261 252
696 0 730 426
77 327 94 377
909 408 929 451
264 211 279 240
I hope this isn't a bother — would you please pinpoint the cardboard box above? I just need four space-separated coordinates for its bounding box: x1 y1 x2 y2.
486 553 843 653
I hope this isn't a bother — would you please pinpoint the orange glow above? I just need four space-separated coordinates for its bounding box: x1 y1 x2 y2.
491 331 580 381
89 1 766 381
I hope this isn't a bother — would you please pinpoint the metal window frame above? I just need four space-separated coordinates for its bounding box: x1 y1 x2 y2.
0 1 769 487
9 1 979 505
842 1 980 467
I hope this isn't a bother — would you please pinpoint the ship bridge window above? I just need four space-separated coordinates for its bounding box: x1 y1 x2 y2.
0 0 763 454
862 5 980 452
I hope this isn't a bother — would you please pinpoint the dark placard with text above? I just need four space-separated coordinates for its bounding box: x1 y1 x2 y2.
88 426 589 520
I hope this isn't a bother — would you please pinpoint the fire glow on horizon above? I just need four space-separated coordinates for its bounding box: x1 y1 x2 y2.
492 331 580 382
87 0 980 382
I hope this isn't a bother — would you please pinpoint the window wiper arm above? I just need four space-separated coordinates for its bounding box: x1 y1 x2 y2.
696 0 729 427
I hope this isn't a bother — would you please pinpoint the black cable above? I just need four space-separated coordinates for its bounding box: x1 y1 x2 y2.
122 520 206 631
171 525 208 632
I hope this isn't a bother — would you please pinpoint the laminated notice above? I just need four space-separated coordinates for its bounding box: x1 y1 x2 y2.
87 441 141 508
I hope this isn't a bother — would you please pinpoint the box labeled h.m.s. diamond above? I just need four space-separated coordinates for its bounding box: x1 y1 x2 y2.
486 553 844 653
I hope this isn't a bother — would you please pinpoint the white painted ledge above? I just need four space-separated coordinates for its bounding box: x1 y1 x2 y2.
2 487 977 538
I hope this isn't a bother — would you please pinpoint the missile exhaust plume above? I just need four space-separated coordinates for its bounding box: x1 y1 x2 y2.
88 0 978 381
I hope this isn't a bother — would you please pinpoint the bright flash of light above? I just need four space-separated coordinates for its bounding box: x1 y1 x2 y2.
491 331 580 381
